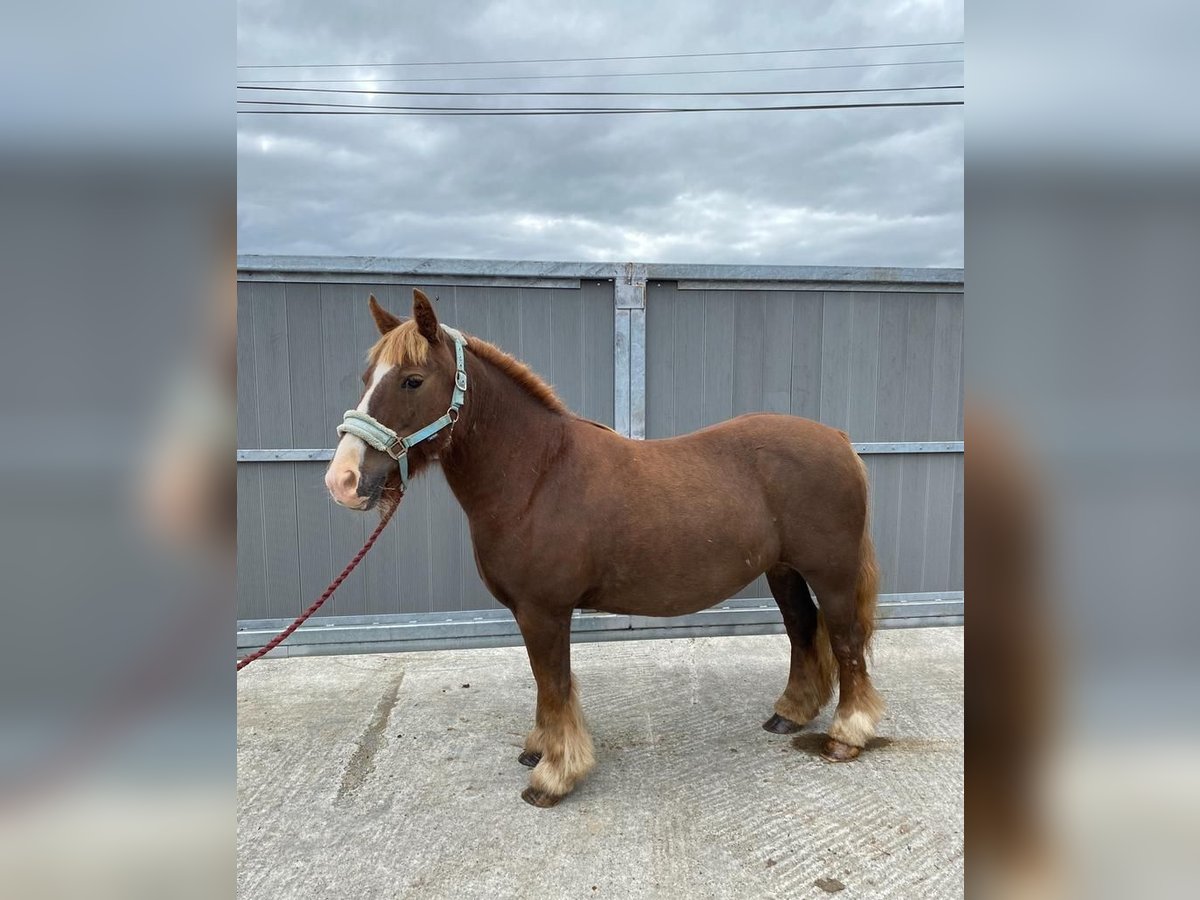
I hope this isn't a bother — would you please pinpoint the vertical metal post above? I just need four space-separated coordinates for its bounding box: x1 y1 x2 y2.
614 262 647 439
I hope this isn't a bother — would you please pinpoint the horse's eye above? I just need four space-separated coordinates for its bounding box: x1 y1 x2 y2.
402 375 423 390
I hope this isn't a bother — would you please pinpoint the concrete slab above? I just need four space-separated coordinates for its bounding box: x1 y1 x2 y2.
238 627 963 899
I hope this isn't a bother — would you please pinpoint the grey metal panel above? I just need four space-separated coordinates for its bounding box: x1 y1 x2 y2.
957 318 965 441
484 285 522 365
871 454 904 594
236 463 267 620
819 291 853 430
875 294 911 440
260 464 302 618
891 294 938 593
236 283 259 449
702 291 735 425
761 291 794 414
732 289 764 416
924 298 963 591
949 454 964 590
284 283 325 445
249 282 292 447
246 284 302 618
921 455 956 594
318 283 362 436
902 293 938 440
645 281 676 438
847 292 882 440
581 280 616 426
451 284 491 349
931 293 965 441
287 285 340 620
672 289 707 435
788 291 823 421
894 455 931 593
549 286 585 414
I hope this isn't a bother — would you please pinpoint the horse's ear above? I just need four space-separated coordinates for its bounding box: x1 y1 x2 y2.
412 288 441 344
368 294 402 335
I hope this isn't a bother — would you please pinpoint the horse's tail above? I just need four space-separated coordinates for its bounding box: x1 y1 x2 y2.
810 451 879 698
856 519 881 655
853 452 880 654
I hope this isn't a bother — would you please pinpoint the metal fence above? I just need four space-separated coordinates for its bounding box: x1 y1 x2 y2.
237 257 963 657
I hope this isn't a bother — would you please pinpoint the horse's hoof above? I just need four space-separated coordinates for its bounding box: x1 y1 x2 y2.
521 786 562 808
762 713 803 734
518 750 542 768
821 738 861 762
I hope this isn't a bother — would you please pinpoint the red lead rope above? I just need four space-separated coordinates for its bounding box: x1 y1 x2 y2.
236 499 400 670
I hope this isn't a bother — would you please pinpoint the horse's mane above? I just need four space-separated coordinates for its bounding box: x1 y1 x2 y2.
368 320 569 416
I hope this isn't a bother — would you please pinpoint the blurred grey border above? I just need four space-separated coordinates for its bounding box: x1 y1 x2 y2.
969 1 1200 896
0 0 235 895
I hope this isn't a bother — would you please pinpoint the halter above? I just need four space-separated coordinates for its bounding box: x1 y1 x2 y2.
337 324 469 494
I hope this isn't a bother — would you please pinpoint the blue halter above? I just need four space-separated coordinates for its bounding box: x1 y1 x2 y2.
337 324 469 493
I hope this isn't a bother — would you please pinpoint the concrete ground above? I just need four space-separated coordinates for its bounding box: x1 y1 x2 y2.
238 627 963 899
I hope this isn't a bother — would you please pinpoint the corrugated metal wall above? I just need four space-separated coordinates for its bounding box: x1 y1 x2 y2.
237 278 615 620
236 259 963 648
645 284 963 598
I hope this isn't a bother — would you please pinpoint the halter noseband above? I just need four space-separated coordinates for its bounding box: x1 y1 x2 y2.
336 324 469 493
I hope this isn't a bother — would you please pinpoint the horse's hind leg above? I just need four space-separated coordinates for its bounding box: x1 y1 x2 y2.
514 606 595 807
808 562 886 762
763 567 836 734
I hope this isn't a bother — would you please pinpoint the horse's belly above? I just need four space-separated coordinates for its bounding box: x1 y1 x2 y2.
592 549 768 617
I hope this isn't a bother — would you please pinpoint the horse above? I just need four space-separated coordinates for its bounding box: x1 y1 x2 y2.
324 289 884 807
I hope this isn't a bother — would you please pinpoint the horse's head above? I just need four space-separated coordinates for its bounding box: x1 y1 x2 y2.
325 289 461 509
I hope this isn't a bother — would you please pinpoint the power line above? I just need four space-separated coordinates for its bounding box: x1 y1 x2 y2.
240 58 964 86
237 99 964 116
238 40 964 70
242 100 653 112
237 83 963 99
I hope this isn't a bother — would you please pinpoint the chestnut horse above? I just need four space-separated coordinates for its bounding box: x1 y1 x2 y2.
325 289 884 807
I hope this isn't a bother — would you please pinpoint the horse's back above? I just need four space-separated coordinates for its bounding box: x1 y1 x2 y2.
553 412 868 614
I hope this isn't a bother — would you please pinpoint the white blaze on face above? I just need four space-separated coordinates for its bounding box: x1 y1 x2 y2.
324 362 393 507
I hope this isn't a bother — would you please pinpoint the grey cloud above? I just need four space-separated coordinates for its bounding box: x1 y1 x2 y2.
238 0 963 266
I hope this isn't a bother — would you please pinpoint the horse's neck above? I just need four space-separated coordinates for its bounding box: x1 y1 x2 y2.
439 352 567 516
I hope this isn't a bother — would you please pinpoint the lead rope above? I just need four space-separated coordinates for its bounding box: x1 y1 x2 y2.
236 498 401 670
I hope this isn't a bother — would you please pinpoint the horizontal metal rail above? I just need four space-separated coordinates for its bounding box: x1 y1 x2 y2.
673 279 962 294
236 592 964 659
236 441 964 462
852 441 964 454
237 255 963 291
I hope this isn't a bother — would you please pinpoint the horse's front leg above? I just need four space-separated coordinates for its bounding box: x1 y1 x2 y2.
514 606 595 807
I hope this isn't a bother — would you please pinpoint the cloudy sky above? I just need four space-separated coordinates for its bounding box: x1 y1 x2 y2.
237 1 962 267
